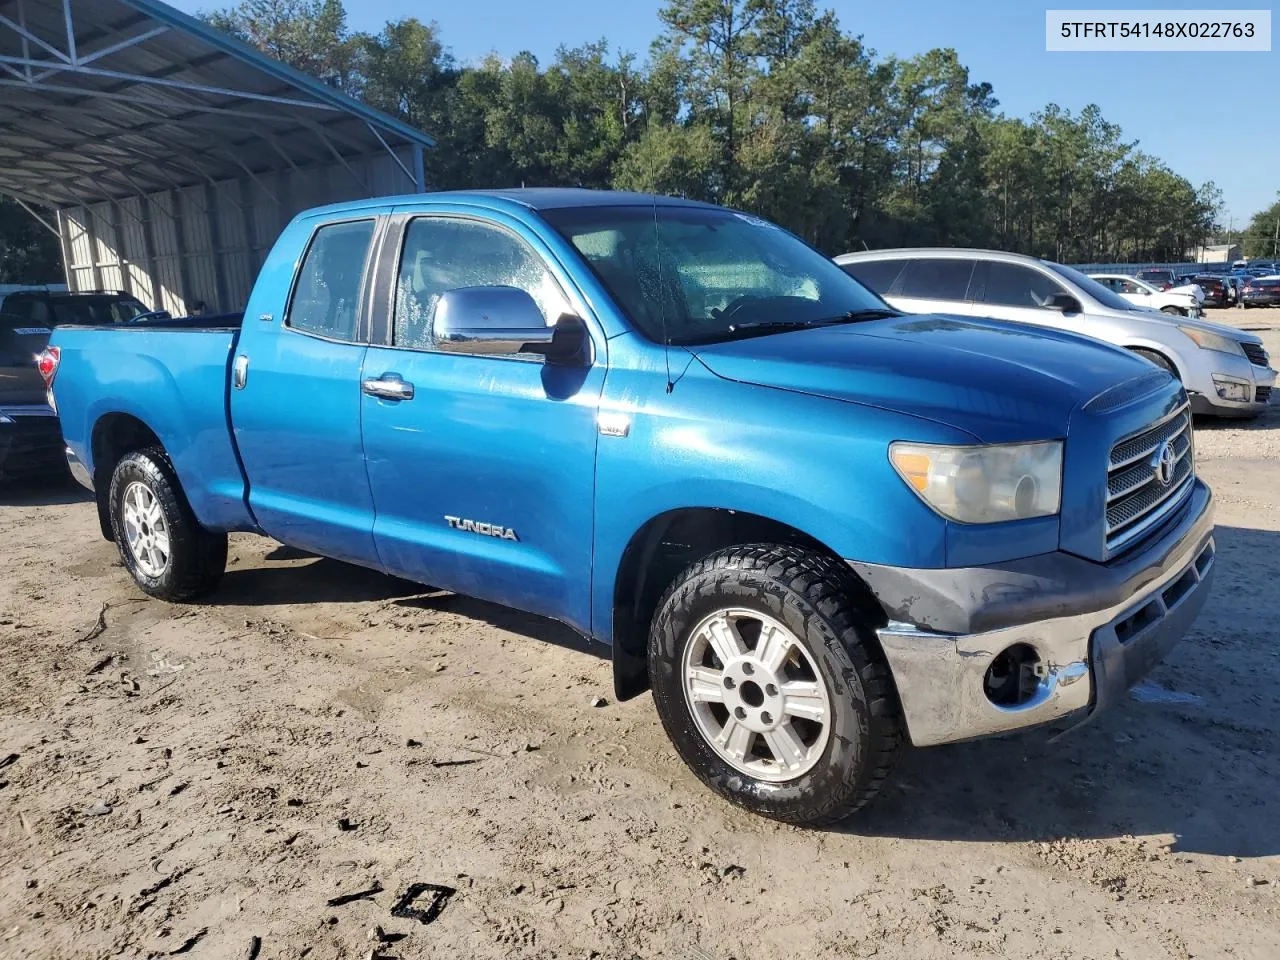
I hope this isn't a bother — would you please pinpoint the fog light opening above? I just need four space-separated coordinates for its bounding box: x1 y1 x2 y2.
984 643 1043 707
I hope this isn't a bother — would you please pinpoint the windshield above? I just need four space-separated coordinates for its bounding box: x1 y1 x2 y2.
50 296 150 325
1043 261 1142 312
542 205 890 344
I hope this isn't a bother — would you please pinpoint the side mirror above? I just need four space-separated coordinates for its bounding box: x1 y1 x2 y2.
1048 292 1081 313
432 286 586 364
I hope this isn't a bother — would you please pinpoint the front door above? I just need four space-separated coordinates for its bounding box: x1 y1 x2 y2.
230 216 382 566
360 213 604 632
969 260 1077 331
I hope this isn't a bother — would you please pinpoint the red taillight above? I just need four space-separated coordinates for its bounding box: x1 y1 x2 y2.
1161 282 1172 290
37 346 60 386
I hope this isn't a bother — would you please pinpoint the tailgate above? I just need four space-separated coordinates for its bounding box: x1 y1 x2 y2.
0 317 52 408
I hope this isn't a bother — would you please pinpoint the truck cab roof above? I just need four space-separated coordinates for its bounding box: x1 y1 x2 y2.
297 188 721 221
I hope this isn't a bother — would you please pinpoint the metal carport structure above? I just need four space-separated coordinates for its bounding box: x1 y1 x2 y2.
0 0 434 313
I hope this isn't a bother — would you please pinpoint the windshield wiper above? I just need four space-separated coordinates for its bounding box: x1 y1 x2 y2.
725 309 899 335
815 308 901 322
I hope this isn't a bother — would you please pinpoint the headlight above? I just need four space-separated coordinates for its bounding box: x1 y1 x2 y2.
889 441 1063 523
0 415 12 424
1178 326 1245 357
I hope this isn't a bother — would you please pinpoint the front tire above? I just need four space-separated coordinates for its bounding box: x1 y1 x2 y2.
108 447 227 600
648 544 902 825
1160 305 1185 316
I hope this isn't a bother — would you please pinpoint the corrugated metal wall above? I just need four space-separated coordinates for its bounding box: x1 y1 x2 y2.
55 150 418 315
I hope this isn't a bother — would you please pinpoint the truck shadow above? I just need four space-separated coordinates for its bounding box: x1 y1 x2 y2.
213 555 606 660
1193 402 1279 431
0 474 92 506
844 522 1280 859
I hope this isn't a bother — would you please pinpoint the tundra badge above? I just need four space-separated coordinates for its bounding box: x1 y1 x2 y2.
445 516 519 541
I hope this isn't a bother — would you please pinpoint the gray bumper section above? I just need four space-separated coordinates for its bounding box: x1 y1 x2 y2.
849 480 1215 747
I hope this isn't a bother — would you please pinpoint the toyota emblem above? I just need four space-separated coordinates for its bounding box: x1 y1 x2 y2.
1153 440 1176 486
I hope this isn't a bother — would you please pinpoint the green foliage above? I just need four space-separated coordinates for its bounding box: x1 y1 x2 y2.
0 198 61 284
1242 194 1280 259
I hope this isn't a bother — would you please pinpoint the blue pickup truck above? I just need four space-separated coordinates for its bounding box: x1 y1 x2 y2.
43 189 1216 824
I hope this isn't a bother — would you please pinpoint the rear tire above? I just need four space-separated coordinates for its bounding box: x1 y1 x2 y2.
108 447 227 601
648 544 902 825
1131 347 1178 379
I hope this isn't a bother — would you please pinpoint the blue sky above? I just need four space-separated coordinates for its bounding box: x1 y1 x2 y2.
179 0 1277 227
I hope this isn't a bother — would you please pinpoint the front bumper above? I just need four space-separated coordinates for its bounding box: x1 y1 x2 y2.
854 480 1215 747
1186 355 1276 417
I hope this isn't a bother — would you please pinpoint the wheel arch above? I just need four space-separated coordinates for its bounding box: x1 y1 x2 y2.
1123 342 1185 381
89 413 163 541
608 507 886 701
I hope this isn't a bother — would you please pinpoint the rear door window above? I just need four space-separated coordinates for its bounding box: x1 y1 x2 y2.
286 219 377 341
975 262 1067 309
840 259 906 295
895 258 976 302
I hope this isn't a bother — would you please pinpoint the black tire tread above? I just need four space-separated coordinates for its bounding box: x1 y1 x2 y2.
108 446 227 601
649 543 902 825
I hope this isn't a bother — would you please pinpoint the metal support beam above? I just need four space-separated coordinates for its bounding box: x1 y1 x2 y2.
0 76 329 124
168 188 194 312
412 143 426 193
365 121 415 188
57 209 78 292
62 0 77 62
136 194 163 310
14 197 61 237
0 55 342 111
108 199 133 296
78 26 169 66
203 182 230 311
17 0 33 80
310 126 366 193
0 12 73 64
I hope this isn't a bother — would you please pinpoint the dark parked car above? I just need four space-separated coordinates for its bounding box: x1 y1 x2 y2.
0 313 64 484
1242 277 1280 308
1186 275 1229 307
0 290 154 326
1136 269 1177 290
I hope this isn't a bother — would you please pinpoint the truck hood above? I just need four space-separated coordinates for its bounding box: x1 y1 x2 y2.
691 314 1161 443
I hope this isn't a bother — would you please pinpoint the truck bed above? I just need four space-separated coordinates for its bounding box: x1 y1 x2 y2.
50 322 255 532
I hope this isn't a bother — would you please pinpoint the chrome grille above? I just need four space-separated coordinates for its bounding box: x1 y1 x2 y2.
1106 403 1194 554
1242 342 1268 367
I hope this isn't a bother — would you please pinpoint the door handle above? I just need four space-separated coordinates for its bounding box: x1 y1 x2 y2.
233 355 249 390
361 374 415 401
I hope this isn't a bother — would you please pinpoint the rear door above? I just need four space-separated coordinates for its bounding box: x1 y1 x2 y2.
358 210 605 631
839 258 906 299
880 257 981 316
230 215 383 566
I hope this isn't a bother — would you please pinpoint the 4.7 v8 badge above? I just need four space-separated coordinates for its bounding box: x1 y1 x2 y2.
445 515 519 541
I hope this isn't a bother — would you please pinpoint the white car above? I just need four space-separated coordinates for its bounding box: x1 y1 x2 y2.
1089 273 1202 317
836 248 1276 418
